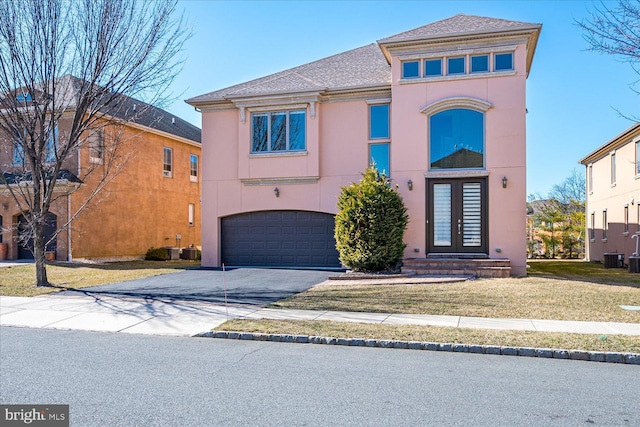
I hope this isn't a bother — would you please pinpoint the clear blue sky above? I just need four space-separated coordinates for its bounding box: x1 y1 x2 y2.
167 0 639 197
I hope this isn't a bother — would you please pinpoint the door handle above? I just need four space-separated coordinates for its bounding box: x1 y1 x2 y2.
457 220 461 235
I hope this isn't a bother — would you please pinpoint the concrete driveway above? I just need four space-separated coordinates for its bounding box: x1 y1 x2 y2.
59 267 338 305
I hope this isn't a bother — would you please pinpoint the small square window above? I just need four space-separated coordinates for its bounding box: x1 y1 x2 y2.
447 57 465 75
471 55 489 73
494 52 514 71
369 104 390 139
424 59 442 77
402 61 420 79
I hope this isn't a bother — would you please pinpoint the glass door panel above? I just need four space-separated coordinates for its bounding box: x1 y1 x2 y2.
433 184 452 246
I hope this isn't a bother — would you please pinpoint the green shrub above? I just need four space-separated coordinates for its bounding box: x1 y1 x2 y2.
145 247 169 261
334 167 409 273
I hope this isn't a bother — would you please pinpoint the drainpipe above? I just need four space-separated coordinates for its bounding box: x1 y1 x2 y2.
67 192 72 262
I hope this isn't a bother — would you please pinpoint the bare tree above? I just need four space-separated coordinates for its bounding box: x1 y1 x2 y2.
0 0 189 285
576 0 640 118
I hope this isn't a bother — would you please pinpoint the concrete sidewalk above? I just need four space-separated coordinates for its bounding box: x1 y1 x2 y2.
1 294 639 337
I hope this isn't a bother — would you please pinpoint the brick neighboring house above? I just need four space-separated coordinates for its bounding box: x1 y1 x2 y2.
580 122 640 264
0 76 202 261
187 14 542 276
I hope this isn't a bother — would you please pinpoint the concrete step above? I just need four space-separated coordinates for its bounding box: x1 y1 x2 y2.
402 258 511 278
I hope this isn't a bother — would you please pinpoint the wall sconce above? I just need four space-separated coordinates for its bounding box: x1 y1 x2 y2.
502 176 508 189
407 179 413 191
274 187 280 198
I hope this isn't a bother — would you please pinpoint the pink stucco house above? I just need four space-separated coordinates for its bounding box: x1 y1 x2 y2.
580 122 640 265
186 14 542 276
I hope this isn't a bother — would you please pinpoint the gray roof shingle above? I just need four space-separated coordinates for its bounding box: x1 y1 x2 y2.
186 43 391 104
378 14 541 43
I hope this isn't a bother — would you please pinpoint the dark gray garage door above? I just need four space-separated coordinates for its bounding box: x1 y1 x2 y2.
221 211 341 268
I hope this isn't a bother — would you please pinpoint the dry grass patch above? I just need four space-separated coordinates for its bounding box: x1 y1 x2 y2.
269 261 640 323
0 260 199 297
219 319 640 354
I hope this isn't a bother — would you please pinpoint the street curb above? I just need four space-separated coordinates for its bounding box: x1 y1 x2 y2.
194 330 640 365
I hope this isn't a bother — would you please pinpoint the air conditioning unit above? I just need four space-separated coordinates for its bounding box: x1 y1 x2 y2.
163 170 171 177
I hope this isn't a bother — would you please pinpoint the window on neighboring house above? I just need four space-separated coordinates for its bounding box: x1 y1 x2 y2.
638 204 640 232
611 152 616 185
625 205 629 233
494 52 514 71
588 164 593 193
430 108 484 169
590 212 595 240
44 126 58 163
190 154 198 182
89 130 104 164
447 57 465 75
471 55 489 73
603 210 608 240
369 104 390 139
636 140 640 176
16 92 32 102
402 61 420 79
0 215 3 243
12 140 24 165
251 110 306 153
188 203 195 226
370 143 390 176
424 59 442 77
163 147 173 178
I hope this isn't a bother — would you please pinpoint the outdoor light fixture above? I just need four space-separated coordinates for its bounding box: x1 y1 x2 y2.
502 176 508 189
274 187 280 197
407 179 413 191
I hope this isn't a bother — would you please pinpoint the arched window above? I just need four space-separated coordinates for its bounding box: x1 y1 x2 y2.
429 108 484 170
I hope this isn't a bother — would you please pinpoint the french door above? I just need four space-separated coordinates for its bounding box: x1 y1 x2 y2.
427 178 487 255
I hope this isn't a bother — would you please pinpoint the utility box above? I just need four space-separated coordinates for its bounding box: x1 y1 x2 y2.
181 247 198 260
603 253 624 269
629 256 640 273
163 247 180 260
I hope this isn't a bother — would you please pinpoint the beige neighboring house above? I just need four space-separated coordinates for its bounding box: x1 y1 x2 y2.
579 122 640 263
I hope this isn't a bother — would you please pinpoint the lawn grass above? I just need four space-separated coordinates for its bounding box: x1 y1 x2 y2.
217 319 640 354
267 260 640 322
0 260 199 297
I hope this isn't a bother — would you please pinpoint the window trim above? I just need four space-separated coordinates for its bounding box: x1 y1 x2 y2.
610 151 616 186
494 52 514 71
369 103 390 140
470 54 489 73
587 164 593 194
590 212 596 242
401 60 420 79
624 204 630 235
447 56 466 75
424 58 443 77
163 147 173 178
251 109 307 153
602 209 608 241
190 154 199 183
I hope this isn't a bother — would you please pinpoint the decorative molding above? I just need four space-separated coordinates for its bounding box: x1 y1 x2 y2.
247 103 309 113
424 170 490 179
310 101 316 118
365 98 392 105
420 97 493 116
401 70 516 86
248 150 308 159
240 176 320 186
239 106 246 123
396 44 519 61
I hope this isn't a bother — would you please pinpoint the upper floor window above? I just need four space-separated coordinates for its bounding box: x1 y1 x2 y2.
370 143 390 176
424 59 442 77
369 104 390 139
16 92 32 102
252 110 306 153
45 126 58 163
447 57 465 75
188 203 195 226
611 152 616 185
636 140 640 176
471 55 489 73
588 164 593 193
163 147 172 178
190 154 198 182
494 52 514 71
402 61 420 79
429 108 484 170
89 130 104 164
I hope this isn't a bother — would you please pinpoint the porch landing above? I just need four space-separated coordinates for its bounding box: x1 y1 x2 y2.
402 258 511 278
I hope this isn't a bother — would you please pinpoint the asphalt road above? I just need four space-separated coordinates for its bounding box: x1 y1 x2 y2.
1 327 638 426
59 268 336 305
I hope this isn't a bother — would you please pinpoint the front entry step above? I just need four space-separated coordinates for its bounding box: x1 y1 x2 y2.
402 258 511 278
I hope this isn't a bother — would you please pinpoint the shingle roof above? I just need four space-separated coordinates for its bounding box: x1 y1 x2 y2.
58 75 201 143
378 14 541 43
186 43 391 104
